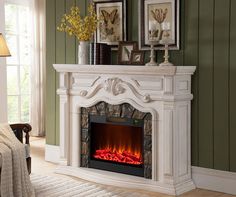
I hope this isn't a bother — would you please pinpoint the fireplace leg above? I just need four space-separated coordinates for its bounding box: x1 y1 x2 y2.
71 108 81 167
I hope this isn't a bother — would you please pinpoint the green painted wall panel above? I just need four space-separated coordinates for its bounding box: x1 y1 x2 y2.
55 1 66 64
55 0 66 145
213 0 230 171
46 0 56 145
66 0 77 64
184 0 199 166
75 0 87 63
170 0 185 66
131 0 138 42
76 0 86 16
45 0 236 173
198 0 214 168
229 0 236 172
127 0 133 41
157 51 163 64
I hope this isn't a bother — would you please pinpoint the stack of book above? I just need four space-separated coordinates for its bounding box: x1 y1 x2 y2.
89 43 111 65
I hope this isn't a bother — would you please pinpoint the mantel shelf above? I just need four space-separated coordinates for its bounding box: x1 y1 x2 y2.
53 64 196 76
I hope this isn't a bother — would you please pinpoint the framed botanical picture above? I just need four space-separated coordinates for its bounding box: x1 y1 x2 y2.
130 50 145 65
139 0 180 50
94 0 127 48
118 41 138 65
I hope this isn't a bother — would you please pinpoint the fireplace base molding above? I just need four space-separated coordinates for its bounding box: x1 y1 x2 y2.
53 64 196 196
55 166 195 195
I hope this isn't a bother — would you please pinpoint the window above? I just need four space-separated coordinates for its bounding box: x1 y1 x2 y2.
5 1 32 123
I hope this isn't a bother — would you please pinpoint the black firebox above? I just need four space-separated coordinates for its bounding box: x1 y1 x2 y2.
88 115 144 177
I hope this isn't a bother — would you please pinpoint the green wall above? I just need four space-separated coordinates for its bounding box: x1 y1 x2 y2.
46 0 236 172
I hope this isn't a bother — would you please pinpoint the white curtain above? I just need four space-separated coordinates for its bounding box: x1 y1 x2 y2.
0 0 8 123
30 0 46 136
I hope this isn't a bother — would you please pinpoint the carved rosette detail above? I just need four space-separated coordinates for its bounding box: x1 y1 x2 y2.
80 90 88 97
104 78 125 96
143 94 151 103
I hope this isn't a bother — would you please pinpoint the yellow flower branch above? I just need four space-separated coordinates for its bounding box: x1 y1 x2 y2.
57 4 98 41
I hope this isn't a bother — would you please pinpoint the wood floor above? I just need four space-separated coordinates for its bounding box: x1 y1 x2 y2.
30 137 235 197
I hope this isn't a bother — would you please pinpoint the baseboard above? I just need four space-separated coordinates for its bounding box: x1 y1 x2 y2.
45 144 60 163
192 166 236 195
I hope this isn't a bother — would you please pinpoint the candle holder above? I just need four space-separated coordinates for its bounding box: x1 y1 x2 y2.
159 40 173 66
159 27 174 66
145 23 160 66
145 40 158 66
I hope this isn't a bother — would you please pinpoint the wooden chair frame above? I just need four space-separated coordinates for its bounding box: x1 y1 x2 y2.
10 123 31 174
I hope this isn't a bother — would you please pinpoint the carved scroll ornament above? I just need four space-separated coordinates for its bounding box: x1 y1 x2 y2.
79 77 151 103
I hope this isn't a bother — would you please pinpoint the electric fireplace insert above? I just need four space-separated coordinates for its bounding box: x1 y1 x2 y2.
89 115 144 177
80 102 152 179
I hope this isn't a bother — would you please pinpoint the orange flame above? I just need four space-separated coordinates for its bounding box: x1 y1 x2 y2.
93 146 143 165
91 123 143 165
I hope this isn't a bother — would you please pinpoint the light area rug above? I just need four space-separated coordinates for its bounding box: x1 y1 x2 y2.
30 174 151 197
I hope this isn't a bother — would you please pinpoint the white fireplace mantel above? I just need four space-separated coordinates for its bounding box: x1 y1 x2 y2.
53 64 196 196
